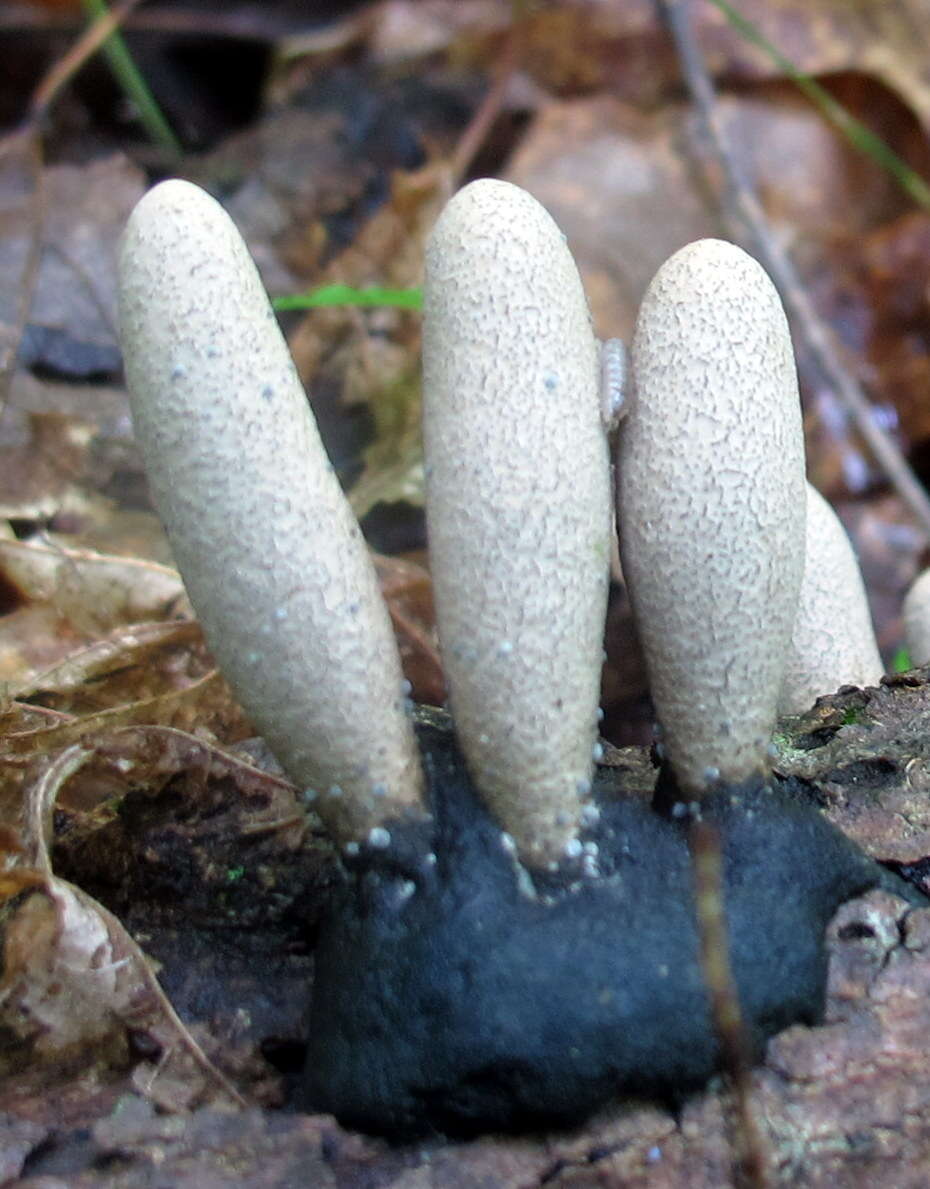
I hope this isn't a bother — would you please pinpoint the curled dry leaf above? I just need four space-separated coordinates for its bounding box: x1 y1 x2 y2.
88 724 302 827
0 869 149 1070
0 744 245 1107
0 536 189 634
0 604 86 692
12 619 205 711
3 670 251 762
0 645 250 829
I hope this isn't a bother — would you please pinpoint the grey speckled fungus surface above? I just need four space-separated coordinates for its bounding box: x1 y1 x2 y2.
422 179 613 867
618 237 806 796
779 483 883 714
904 567 930 666
118 180 425 846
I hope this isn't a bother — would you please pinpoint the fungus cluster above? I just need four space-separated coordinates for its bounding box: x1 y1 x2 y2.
118 178 910 1138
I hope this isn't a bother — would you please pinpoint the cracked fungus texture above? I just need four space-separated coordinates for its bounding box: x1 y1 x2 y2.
118 180 423 843
905 568 930 667
423 179 612 866
779 484 883 714
618 238 806 794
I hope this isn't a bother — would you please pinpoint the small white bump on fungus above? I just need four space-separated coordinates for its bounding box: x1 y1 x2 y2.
904 568 930 666
617 238 806 796
118 180 425 845
422 179 613 867
778 483 883 713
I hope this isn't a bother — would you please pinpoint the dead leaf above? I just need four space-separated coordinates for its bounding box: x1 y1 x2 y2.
0 603 86 688
87 724 300 820
0 743 246 1106
3 670 250 761
0 536 189 632
0 153 144 357
0 412 95 521
12 619 204 713
373 551 443 706
507 95 717 339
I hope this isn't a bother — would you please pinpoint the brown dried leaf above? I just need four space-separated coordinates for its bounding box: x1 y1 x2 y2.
0 154 144 357
12 619 204 713
698 0 930 133
0 744 245 1106
374 551 443 706
371 0 930 133
0 536 189 633
87 724 300 821
0 603 86 689
813 211 930 480
3 670 251 760
0 412 96 522
1 874 136 1067
370 0 668 105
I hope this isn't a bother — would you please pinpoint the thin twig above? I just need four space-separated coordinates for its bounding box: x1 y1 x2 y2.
449 16 523 185
0 131 45 426
29 0 146 123
690 817 773 1189
661 0 930 541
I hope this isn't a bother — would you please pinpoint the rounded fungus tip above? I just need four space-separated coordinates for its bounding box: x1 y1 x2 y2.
779 483 883 713
118 179 425 845
618 237 806 796
422 178 612 867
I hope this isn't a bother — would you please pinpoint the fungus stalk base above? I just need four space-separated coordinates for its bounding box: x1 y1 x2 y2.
301 712 918 1139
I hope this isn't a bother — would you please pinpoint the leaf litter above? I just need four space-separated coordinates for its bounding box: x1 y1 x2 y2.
3 0 930 1184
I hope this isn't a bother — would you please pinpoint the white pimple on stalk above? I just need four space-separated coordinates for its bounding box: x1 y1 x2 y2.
580 803 601 829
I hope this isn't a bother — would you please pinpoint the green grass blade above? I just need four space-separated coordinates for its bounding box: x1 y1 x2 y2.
272 284 423 312
708 0 930 212
81 0 182 159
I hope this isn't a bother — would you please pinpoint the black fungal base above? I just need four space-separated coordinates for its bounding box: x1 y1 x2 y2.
300 711 919 1139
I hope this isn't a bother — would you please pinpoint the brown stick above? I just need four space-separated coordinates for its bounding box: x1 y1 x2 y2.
690 816 773 1188
449 17 523 185
661 0 930 541
29 0 146 122
0 132 45 427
